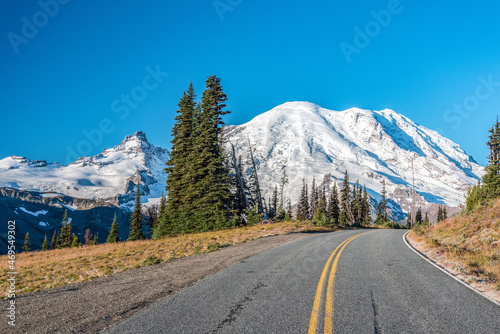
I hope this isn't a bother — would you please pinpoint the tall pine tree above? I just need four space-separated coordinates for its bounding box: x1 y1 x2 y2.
327 182 340 226
340 171 352 226
107 213 120 243
23 232 30 252
41 234 48 251
58 209 72 248
313 185 328 226
296 180 305 221
415 207 422 224
437 205 443 222
310 177 318 219
484 116 500 197
50 230 57 250
186 75 231 231
164 82 197 229
362 185 372 225
128 182 145 241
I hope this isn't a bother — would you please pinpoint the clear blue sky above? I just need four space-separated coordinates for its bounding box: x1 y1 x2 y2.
2 0 500 166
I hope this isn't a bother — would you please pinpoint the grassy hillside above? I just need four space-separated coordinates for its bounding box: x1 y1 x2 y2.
1 221 336 297
410 199 500 289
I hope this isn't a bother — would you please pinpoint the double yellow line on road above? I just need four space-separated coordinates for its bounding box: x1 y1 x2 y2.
308 231 373 334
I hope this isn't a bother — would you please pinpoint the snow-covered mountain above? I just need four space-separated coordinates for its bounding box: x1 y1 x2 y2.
0 131 169 209
225 102 484 218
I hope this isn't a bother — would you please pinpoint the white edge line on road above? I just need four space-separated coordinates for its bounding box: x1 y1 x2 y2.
403 231 500 308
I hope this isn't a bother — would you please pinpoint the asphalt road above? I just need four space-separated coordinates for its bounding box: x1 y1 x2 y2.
103 229 500 334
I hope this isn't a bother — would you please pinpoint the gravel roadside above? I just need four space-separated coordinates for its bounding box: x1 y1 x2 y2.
1 233 307 334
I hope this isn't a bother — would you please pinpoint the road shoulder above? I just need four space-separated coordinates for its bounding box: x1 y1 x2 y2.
405 231 500 306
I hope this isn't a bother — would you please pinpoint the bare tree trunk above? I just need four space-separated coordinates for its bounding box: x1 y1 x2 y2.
230 142 249 209
248 138 263 214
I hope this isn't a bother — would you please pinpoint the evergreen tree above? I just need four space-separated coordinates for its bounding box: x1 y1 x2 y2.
50 230 57 250
464 117 500 210
406 214 412 229
304 183 310 220
71 235 81 247
107 213 120 243
313 185 328 226
415 207 422 225
310 177 318 218
375 180 387 225
340 171 352 226
231 154 248 215
93 232 99 245
483 116 500 197
165 82 197 227
352 180 363 225
23 232 30 252
41 234 48 251
152 193 173 239
158 192 167 218
362 185 372 225
327 182 340 226
186 75 231 231
320 186 327 215
351 181 358 224
424 212 430 225
58 209 72 248
296 180 307 221
443 206 447 220
128 182 145 241
157 192 167 226
437 205 443 222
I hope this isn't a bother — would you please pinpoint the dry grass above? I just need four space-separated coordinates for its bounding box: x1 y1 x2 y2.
409 199 500 290
1 221 336 297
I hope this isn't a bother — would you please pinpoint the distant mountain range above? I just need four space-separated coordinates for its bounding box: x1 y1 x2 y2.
0 131 168 253
0 131 169 209
0 102 484 251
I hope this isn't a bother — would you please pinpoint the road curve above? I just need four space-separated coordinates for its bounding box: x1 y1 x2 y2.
103 229 500 334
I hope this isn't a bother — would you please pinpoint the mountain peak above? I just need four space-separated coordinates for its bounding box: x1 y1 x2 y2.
277 101 319 109
121 131 148 145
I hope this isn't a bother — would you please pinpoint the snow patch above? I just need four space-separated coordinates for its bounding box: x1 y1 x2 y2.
40 192 63 198
19 207 48 217
59 202 77 211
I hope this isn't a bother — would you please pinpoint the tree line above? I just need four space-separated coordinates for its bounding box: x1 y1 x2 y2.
296 171 366 226
465 116 500 211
